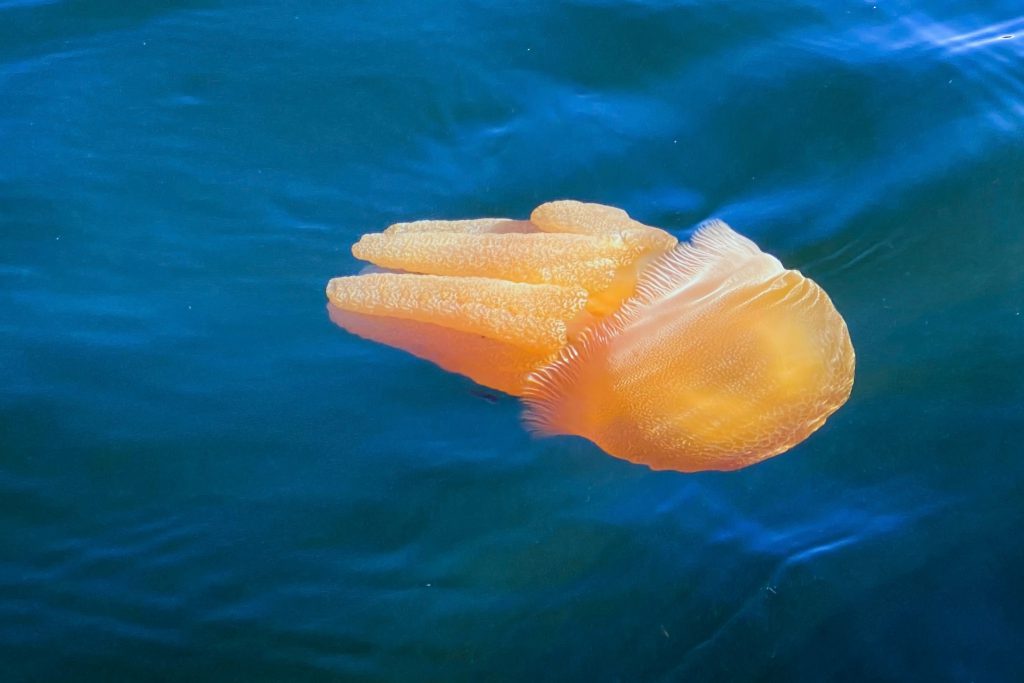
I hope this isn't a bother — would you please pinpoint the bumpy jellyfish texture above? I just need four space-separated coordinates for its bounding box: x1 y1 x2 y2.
326 200 855 472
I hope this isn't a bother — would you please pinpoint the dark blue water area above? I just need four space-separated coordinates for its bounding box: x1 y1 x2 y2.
2 0 1023 680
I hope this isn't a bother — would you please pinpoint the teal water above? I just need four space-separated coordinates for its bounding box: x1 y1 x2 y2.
2 1 1023 680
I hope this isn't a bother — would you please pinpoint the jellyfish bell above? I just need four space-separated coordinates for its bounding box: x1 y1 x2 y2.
522 221 855 472
326 201 855 472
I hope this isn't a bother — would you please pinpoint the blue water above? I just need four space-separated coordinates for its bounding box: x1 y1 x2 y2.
2 1 1023 680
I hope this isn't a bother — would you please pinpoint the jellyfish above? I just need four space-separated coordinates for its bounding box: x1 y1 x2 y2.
326 200 855 472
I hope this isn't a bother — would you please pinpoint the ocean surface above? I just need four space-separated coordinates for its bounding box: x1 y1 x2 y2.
2 1 1023 680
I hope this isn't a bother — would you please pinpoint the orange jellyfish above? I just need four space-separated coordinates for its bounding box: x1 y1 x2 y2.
326 200 855 472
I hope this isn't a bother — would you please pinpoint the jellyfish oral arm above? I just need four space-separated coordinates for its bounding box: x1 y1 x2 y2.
326 201 678 392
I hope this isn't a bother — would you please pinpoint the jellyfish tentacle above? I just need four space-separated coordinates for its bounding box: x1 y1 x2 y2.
530 200 678 253
352 231 648 293
326 273 587 354
530 200 642 235
331 206 678 393
327 306 550 395
383 218 523 235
